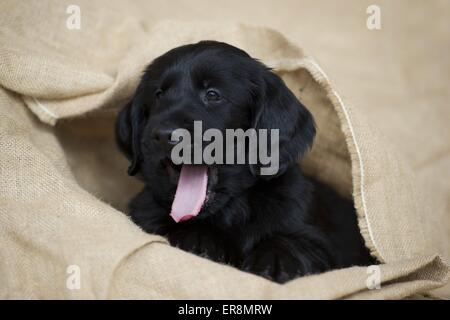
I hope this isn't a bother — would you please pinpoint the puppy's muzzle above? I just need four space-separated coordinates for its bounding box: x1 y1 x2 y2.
152 128 178 152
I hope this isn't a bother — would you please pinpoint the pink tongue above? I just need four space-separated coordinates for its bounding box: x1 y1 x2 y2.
170 165 208 223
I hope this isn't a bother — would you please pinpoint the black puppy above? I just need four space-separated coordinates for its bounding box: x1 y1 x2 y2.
116 41 374 283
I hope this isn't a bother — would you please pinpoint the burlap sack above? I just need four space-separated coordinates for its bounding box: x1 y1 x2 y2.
1 0 448 299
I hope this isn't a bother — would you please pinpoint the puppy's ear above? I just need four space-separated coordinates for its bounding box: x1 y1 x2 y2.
250 70 315 178
115 88 146 176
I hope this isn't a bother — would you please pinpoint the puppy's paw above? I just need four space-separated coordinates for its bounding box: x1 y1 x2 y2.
242 248 302 283
168 224 228 263
242 237 331 283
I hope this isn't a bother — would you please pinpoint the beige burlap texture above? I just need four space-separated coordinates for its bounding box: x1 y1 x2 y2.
0 0 448 299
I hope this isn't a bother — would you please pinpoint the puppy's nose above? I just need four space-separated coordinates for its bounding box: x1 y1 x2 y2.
152 128 178 148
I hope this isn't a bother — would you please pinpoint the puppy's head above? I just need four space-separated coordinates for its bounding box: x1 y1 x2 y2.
116 41 315 221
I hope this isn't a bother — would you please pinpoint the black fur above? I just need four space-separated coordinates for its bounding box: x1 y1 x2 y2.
116 41 374 283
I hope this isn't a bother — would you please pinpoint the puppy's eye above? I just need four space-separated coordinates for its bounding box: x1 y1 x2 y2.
155 89 163 99
205 89 221 101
